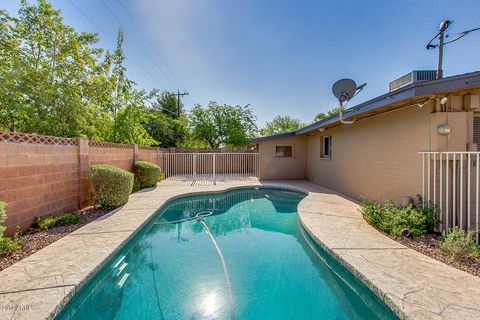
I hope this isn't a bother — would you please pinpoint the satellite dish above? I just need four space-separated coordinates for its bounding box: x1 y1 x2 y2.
332 79 358 104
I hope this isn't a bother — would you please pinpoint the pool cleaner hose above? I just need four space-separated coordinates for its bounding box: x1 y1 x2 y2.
195 213 235 320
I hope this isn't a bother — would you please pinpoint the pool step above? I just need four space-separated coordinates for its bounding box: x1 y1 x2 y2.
112 255 126 269
116 273 130 288
114 262 128 277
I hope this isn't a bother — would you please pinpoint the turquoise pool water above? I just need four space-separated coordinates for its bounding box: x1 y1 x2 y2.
56 188 397 320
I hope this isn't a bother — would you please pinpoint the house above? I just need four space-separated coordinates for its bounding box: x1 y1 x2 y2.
252 71 480 206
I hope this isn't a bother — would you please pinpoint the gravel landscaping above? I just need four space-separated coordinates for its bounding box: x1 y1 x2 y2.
0 207 109 272
392 233 480 278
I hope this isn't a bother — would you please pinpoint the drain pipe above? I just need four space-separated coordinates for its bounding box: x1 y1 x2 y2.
339 105 354 124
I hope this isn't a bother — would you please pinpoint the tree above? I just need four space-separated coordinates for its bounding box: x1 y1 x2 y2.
153 91 179 118
259 115 305 137
0 0 112 138
144 113 187 147
313 106 341 122
187 102 257 148
107 29 157 146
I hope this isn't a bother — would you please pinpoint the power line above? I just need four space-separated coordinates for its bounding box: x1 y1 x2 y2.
115 0 189 93
67 0 105 33
99 0 123 26
117 0 135 21
71 0 192 106
142 49 174 88
67 0 165 92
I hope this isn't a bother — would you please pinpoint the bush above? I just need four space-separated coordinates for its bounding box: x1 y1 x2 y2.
360 196 440 237
30 213 83 232
0 203 22 255
133 161 161 191
89 165 134 208
414 195 440 233
0 201 6 237
0 236 22 255
438 227 479 262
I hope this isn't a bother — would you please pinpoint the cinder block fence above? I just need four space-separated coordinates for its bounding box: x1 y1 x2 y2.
0 131 257 235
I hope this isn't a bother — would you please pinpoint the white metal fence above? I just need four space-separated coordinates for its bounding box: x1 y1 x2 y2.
420 152 479 243
158 153 260 181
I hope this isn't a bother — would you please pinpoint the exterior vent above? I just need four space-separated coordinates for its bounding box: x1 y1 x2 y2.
389 70 437 92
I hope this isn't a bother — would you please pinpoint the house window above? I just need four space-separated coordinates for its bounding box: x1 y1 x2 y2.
474 117 480 150
321 136 331 158
276 146 293 157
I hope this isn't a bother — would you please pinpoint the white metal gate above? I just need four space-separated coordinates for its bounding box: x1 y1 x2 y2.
158 153 260 181
420 151 479 243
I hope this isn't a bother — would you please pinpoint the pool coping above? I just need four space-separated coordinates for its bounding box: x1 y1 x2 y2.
0 180 479 319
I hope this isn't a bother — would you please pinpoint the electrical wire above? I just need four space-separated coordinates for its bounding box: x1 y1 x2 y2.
67 0 105 33
115 0 191 95
68 0 192 108
99 0 123 26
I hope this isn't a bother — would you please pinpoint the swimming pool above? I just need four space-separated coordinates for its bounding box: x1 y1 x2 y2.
56 187 397 320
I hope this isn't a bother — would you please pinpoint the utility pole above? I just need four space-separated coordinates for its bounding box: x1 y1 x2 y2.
427 20 480 79
175 90 189 114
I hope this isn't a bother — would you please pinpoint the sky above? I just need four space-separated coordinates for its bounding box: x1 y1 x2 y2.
3 0 480 125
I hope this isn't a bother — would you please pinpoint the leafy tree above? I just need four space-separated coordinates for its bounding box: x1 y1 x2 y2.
144 113 187 147
187 102 257 148
110 91 158 146
313 106 341 122
259 115 305 137
0 0 112 137
107 29 157 146
153 91 179 118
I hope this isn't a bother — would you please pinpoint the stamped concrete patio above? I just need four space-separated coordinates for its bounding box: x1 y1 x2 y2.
0 180 479 320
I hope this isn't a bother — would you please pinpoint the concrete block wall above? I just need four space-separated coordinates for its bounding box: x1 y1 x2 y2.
0 133 158 235
0 131 256 235
0 141 79 235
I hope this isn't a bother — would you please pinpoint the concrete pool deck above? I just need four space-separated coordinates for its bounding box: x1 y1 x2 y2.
0 180 479 319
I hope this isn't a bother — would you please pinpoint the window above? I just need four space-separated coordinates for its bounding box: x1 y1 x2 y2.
276 145 293 157
321 136 331 158
474 117 480 150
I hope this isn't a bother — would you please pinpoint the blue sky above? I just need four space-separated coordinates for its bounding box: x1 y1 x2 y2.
3 0 480 125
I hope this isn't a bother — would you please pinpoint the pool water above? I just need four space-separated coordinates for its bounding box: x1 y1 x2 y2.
56 188 397 320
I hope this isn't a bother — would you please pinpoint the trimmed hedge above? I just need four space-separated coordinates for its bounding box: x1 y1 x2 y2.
133 161 161 191
89 165 134 208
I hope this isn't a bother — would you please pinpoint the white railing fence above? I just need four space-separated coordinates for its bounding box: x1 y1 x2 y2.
420 152 479 244
158 153 260 181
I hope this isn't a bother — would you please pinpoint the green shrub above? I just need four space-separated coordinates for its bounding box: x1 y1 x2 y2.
0 236 22 255
360 196 440 237
159 172 166 182
0 201 6 237
414 195 441 233
438 227 479 262
0 203 22 255
30 213 83 232
89 165 134 208
133 161 161 191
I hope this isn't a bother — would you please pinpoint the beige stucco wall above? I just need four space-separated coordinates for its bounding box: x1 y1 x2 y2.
306 106 472 203
258 135 307 180
258 101 474 204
